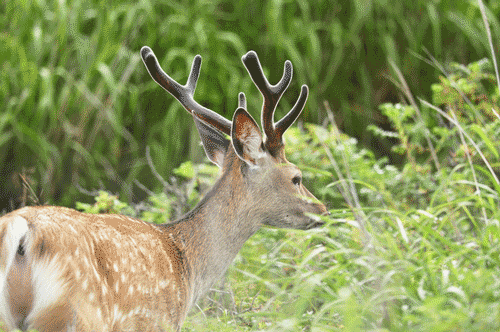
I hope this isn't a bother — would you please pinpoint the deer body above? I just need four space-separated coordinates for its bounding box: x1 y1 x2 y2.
1 206 191 331
0 48 328 331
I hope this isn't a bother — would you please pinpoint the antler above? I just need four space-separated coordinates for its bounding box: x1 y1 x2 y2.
140 46 232 135
241 51 308 154
141 47 307 155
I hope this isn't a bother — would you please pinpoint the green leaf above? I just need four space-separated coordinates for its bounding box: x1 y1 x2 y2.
174 161 195 179
470 124 499 159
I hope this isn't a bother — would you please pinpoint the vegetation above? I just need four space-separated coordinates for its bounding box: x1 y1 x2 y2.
1 0 500 331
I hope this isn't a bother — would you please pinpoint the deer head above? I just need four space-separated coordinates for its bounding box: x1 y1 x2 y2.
140 47 328 231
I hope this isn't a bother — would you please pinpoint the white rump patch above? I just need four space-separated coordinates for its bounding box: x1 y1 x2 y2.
27 254 67 324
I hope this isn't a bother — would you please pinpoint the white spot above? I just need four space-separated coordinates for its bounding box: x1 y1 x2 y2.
113 304 123 324
93 266 100 281
168 257 173 273
83 256 89 268
113 263 118 272
68 224 78 234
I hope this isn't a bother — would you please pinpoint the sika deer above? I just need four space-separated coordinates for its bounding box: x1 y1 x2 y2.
0 47 328 331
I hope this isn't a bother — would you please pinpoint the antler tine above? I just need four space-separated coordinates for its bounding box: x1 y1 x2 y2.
241 51 292 147
141 46 231 135
274 84 308 138
238 92 247 110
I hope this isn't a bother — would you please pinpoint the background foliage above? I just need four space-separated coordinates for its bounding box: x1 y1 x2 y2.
1 0 500 331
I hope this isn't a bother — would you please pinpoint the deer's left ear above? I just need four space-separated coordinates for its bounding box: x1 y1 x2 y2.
231 108 264 166
194 116 230 168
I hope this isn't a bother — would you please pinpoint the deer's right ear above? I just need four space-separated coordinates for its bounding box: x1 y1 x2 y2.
194 116 230 168
231 108 264 165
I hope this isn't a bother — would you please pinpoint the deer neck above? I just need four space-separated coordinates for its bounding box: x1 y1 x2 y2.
164 153 260 305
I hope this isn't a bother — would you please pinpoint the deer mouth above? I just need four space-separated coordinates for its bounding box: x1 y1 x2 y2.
305 211 331 229
306 220 325 229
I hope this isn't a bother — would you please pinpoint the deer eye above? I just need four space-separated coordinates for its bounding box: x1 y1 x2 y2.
292 175 302 186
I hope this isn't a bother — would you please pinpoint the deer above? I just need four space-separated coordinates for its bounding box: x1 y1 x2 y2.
0 46 329 332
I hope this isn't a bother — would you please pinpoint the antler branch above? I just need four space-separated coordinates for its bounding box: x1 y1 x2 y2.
140 46 231 135
274 85 308 138
241 51 308 153
238 92 247 110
